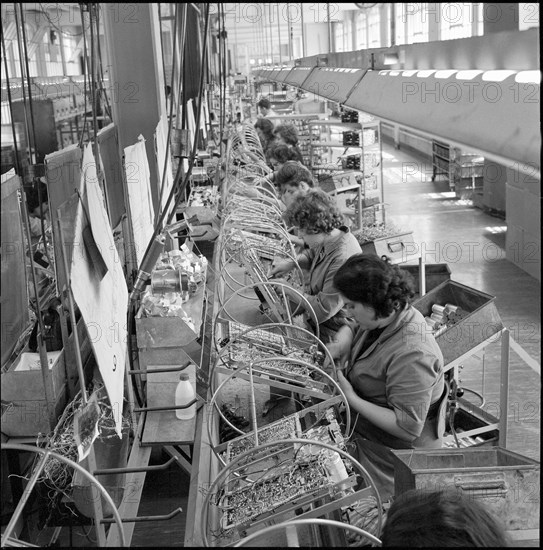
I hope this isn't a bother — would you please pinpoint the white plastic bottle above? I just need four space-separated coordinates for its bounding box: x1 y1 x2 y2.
325 451 349 494
175 372 196 420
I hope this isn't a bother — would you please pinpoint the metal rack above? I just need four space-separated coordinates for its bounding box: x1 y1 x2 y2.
308 119 384 228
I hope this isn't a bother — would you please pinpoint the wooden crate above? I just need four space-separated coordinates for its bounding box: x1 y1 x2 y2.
1 350 67 436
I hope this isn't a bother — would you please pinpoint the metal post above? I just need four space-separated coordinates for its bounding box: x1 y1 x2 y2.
327 3 332 52
300 3 306 58
277 3 282 65
18 184 56 430
499 328 510 448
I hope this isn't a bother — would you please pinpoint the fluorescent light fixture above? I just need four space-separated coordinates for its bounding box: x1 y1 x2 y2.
416 70 436 78
515 71 541 83
378 70 390 76
388 70 401 76
402 70 418 77
455 70 484 80
482 70 517 82
435 70 458 79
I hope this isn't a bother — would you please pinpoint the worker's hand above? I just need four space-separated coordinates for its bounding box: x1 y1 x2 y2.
268 258 295 278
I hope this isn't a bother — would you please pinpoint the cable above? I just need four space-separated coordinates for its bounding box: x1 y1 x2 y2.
78 4 89 148
157 3 180 219
1 22 23 175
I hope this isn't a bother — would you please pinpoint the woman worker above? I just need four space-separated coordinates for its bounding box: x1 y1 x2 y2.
265 188 362 415
268 188 361 343
327 254 447 501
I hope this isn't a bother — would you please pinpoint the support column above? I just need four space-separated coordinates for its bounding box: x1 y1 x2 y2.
102 3 166 214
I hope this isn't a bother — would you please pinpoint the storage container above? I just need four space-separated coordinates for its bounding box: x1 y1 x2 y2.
411 280 503 367
401 263 452 297
391 447 540 533
360 231 416 264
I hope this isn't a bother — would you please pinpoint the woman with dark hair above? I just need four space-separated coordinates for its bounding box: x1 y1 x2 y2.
381 488 510 547
254 117 276 153
257 145 306 190
267 142 303 170
327 254 447 501
274 160 315 207
265 188 362 415
269 188 361 342
273 124 303 163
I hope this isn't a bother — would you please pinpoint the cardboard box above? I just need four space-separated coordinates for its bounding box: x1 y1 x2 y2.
392 447 540 533
1 350 67 436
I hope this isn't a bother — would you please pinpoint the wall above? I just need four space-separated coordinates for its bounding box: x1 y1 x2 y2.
506 166 541 281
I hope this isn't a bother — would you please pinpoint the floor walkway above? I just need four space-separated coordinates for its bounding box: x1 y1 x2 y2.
381 139 540 462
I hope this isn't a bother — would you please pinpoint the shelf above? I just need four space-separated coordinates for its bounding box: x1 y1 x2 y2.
310 141 359 148
308 121 362 129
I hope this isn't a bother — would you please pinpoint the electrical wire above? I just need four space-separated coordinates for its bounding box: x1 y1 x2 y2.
77 4 89 148
1 22 23 175
156 2 179 218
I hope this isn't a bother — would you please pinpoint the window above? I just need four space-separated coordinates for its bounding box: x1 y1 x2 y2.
441 3 476 40
367 6 381 47
335 22 344 52
395 3 407 44
344 17 353 51
356 12 368 49
408 3 429 43
519 3 539 30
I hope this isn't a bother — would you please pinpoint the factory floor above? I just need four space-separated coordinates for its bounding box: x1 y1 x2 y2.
43 138 542 547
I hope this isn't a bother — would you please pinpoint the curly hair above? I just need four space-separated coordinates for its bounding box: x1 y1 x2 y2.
257 97 271 109
333 254 415 319
254 117 275 140
275 160 315 189
268 143 303 165
274 124 299 146
283 188 344 234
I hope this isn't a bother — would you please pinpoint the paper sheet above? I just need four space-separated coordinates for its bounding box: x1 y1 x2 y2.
124 135 155 267
70 145 128 437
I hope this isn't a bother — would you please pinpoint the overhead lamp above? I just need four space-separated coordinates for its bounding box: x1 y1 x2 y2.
515 71 541 83
455 70 484 80
416 70 436 78
434 70 458 78
482 70 517 82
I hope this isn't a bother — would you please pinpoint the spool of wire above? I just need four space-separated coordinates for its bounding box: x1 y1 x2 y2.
151 268 188 294
432 304 446 315
445 303 458 314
